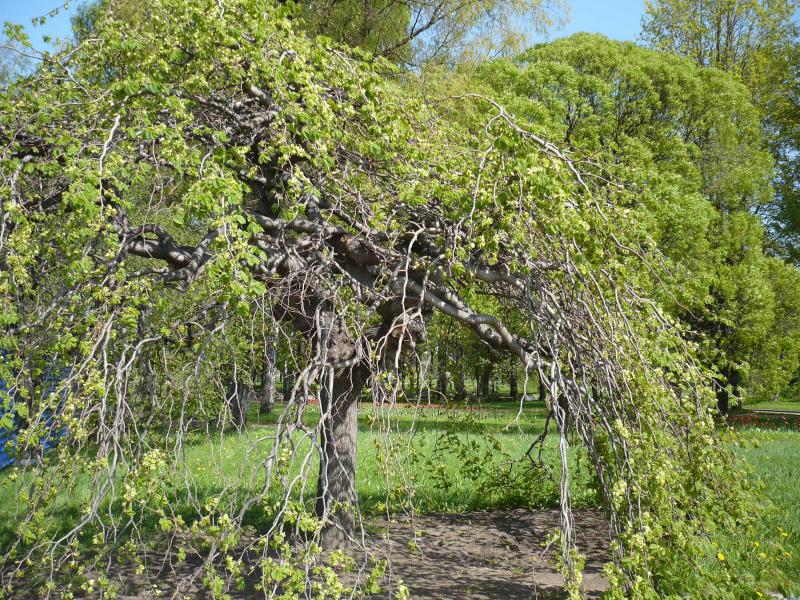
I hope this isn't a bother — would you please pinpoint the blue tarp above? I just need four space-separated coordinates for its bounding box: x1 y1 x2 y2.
0 366 69 470
0 373 14 470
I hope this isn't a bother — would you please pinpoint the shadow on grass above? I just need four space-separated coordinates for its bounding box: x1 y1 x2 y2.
249 405 548 436
0 405 567 585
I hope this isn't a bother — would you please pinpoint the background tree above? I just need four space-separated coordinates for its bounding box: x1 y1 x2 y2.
298 0 567 64
0 38 32 88
642 0 796 75
476 33 800 410
642 0 800 259
71 0 567 65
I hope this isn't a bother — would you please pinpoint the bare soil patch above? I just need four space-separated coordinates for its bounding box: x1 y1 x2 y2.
107 508 609 599
363 508 610 599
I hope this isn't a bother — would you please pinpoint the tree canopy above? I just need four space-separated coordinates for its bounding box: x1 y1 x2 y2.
477 33 800 407
70 0 567 66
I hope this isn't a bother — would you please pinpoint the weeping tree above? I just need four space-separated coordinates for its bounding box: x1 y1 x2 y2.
0 0 762 597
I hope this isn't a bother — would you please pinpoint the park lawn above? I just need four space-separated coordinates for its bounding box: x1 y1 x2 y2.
0 403 586 547
181 402 597 519
730 429 800 592
0 404 797 594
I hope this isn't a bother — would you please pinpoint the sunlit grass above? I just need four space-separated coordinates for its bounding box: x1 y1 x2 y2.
0 403 581 546
0 402 797 593
730 429 800 593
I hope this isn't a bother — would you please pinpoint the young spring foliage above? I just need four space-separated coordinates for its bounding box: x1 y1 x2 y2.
643 0 800 261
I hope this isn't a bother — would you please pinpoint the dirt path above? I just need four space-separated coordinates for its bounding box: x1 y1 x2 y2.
363 508 610 599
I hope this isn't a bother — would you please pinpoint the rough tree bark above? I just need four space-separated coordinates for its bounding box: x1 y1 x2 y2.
315 365 369 548
260 341 277 415
509 358 518 402
716 367 741 415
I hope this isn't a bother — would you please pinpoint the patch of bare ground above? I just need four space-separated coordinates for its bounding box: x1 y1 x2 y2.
99 508 609 599
362 508 610 600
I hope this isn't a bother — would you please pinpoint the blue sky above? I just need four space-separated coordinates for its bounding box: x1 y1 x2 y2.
1 1 78 48
2 0 648 49
556 0 646 42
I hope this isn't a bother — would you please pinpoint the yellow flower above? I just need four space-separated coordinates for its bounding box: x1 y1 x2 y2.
717 552 726 562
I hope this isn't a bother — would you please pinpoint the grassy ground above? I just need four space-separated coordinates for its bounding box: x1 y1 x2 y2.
0 403 582 546
183 403 596 518
0 403 798 594
730 429 800 590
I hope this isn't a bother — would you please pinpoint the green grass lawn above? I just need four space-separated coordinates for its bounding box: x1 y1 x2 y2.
1 403 798 594
181 403 595 518
0 403 576 545
730 429 800 591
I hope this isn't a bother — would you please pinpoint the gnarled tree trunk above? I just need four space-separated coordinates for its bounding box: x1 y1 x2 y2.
259 342 277 415
509 358 518 402
315 365 369 549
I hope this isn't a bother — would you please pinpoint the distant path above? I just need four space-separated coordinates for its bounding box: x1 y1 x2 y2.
740 409 800 416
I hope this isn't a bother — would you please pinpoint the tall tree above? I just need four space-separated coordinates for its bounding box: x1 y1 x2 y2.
477 33 800 409
642 0 796 75
0 38 31 87
71 0 567 65
642 0 800 258
298 0 566 64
